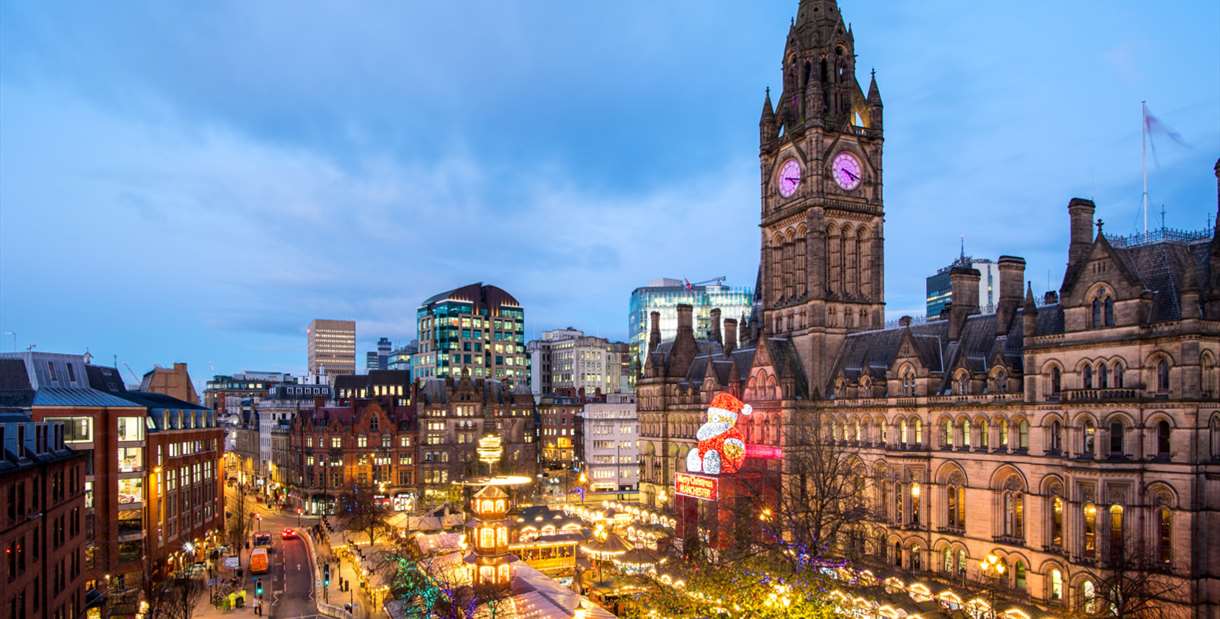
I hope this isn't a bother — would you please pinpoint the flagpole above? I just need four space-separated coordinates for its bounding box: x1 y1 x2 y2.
1141 100 1149 239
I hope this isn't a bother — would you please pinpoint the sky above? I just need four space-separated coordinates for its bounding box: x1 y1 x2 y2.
1 0 1218 383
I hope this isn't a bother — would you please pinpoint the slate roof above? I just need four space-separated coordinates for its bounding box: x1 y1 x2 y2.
1109 238 1211 322
31 387 143 408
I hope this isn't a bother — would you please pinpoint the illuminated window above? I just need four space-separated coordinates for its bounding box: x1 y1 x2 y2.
1157 506 1172 564
1051 496 1064 548
1083 503 1098 556
1049 569 1063 601
1109 505 1124 563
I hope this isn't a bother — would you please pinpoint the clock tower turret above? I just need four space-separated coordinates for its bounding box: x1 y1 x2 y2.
758 0 885 396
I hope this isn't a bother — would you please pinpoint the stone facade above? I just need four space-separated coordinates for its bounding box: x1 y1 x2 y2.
637 1 1220 616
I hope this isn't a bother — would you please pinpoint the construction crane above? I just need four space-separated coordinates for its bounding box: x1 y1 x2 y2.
683 276 727 289
122 362 142 385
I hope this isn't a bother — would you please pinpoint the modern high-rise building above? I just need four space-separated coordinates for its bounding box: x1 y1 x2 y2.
528 329 631 398
413 283 527 382
307 319 356 378
387 340 418 375
627 278 752 371
365 337 393 373
926 256 1002 318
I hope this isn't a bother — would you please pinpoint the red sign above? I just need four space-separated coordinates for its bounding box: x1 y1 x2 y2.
674 472 718 501
746 444 782 460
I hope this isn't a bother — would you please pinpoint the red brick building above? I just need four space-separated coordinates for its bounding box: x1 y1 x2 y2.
0 411 88 619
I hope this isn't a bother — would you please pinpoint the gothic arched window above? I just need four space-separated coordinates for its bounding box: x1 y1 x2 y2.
1157 360 1170 393
1050 366 1062 397
1109 420 1125 456
1083 503 1098 558
1104 297 1115 326
1050 420 1062 454
1113 361 1125 388
1083 364 1093 389
1050 495 1065 548
1157 420 1171 458
1091 298 1102 328
1157 506 1172 565
1098 363 1108 389
1083 421 1096 456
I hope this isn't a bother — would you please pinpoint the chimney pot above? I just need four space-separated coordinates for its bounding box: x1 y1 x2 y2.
898 315 912 327
710 308 722 346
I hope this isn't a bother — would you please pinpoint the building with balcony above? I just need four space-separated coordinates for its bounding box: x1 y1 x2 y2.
0 412 88 619
0 352 224 614
413 283 528 382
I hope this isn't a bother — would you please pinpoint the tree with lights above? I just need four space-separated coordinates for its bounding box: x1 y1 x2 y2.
341 482 391 546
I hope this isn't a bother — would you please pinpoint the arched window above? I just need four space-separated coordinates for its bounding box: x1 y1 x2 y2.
1082 580 1098 613
1083 421 1096 456
1157 360 1170 393
1050 495 1065 548
1203 354 1216 396
1113 361 1125 388
942 419 953 448
1212 416 1220 461
910 545 922 571
999 419 1009 448
1004 489 1025 539
1156 421 1171 458
942 547 954 573
1091 298 1102 328
1050 421 1062 454
956 372 970 395
961 419 971 449
900 367 916 396
1157 506 1172 565
1083 364 1093 389
1104 297 1115 326
1109 421 1124 457
1049 568 1063 601
1098 363 1108 388
957 549 967 577
947 483 965 530
1109 505 1125 563
900 419 909 446
893 541 902 567
978 419 990 450
1050 366 1062 397
1083 503 1098 557
995 369 1008 394
1013 561 1026 591
913 418 923 445
1018 420 1030 451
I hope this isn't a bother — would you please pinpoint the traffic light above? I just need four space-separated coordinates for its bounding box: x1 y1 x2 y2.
255 578 263 597
323 563 331 587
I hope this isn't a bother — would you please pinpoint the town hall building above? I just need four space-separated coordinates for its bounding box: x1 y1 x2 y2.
637 0 1220 616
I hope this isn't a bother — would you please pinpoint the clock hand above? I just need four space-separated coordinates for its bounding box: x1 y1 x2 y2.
841 168 859 181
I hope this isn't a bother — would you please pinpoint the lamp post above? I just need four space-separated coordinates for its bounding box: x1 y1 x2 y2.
979 552 1007 619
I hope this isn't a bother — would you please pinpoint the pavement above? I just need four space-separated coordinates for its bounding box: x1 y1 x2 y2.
311 528 373 618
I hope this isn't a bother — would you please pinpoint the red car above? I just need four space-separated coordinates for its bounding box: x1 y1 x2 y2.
281 528 297 540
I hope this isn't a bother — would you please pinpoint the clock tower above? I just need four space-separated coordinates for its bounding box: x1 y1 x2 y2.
758 0 885 395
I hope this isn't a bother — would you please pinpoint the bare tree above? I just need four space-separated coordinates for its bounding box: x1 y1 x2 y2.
145 574 207 619
758 409 869 572
1068 549 1189 619
341 483 390 546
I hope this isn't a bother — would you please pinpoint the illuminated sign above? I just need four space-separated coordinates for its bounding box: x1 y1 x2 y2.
674 472 718 501
746 444 782 460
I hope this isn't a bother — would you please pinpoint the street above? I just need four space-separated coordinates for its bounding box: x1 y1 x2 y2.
225 484 323 619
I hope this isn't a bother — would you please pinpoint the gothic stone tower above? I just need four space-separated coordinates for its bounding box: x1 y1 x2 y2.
758 0 884 394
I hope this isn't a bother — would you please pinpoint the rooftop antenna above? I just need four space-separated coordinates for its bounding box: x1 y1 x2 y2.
959 235 966 263
1141 100 1150 239
1160 203 1167 231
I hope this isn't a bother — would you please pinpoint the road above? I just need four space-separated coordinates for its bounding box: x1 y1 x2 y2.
226 484 323 619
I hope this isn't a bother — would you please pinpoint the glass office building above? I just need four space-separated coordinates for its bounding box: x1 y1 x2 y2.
627 278 753 370
414 283 528 381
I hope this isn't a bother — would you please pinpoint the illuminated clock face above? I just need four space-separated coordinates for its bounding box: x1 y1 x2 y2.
777 159 801 198
832 152 862 190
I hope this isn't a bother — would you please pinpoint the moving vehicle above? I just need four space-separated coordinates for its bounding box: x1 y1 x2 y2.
253 531 272 547
281 528 296 540
249 548 270 575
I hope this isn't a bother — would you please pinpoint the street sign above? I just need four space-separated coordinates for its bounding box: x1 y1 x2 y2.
223 555 240 569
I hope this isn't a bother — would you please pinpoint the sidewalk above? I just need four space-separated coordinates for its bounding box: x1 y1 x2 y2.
311 528 374 618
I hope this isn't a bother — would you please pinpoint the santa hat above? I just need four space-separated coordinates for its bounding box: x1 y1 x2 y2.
708 392 751 418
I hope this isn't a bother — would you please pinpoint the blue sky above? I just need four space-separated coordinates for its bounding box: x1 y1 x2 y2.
1 1 1217 381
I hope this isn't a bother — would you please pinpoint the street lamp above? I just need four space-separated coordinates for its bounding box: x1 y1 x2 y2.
979 552 1007 618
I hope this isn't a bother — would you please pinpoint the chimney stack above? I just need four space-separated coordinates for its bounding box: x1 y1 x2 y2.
995 256 1026 332
1044 290 1059 305
948 266 981 341
676 304 694 335
647 311 661 353
723 318 738 355
710 308 722 347
898 315 912 328
1067 197 1096 274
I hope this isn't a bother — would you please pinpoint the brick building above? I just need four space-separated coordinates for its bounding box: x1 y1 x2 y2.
0 353 225 615
286 374 537 511
538 393 582 471
139 363 199 405
638 1 1220 616
0 412 88 619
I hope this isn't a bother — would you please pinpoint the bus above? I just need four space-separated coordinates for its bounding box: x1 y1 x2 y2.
249 548 270 575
